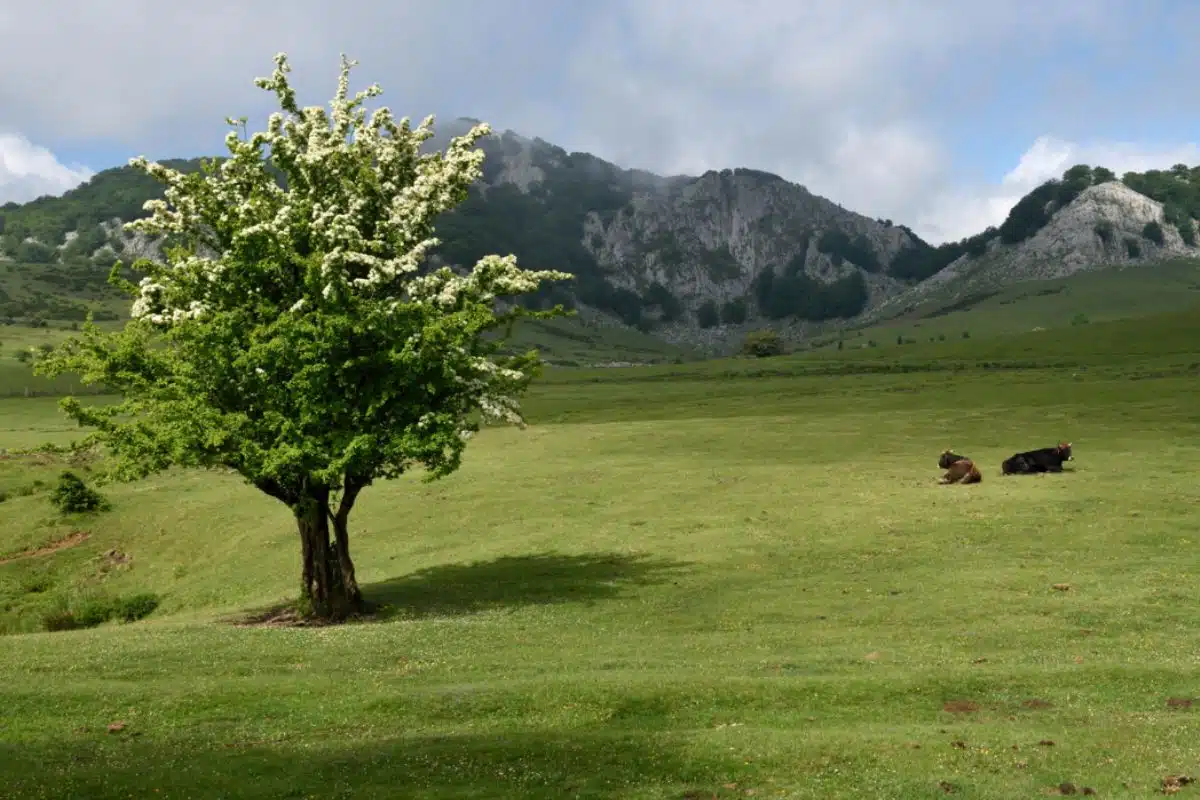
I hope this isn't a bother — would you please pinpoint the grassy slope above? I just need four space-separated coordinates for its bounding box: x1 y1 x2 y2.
2 309 1199 798
0 315 690 398
824 257 1200 352
5 252 1200 379
0 308 690 401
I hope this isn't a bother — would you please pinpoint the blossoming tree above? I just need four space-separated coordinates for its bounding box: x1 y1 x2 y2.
36 54 571 619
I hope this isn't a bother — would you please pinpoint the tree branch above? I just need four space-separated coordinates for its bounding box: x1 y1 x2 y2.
329 473 366 528
254 477 299 507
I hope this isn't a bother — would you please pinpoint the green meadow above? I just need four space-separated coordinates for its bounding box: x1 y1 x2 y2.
814 258 1200 353
1 307 1199 798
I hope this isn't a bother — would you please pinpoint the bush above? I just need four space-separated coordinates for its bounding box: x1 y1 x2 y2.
720 297 748 325
1177 220 1197 247
19 573 52 594
1142 221 1165 245
740 330 784 358
74 597 116 628
48 471 110 514
40 591 161 632
42 609 78 632
113 592 160 622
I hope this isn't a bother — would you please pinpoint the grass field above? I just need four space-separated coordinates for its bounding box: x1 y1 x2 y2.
0 313 690 399
1 308 1199 798
820 258 1200 353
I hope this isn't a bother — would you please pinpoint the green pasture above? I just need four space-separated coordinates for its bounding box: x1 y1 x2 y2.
818 258 1200 353
1 308 1199 798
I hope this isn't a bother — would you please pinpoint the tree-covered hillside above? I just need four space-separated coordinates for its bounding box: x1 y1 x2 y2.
433 138 645 324
884 162 1200 282
0 158 205 254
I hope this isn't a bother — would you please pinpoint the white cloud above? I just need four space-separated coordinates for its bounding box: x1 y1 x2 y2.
553 0 1155 241
914 136 1200 244
0 133 93 205
0 0 1195 248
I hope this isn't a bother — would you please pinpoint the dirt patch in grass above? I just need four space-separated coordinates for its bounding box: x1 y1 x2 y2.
943 700 980 713
0 530 89 565
1022 698 1054 710
230 602 383 629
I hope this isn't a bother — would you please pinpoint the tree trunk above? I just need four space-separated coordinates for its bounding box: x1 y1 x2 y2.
295 486 362 620
330 513 362 608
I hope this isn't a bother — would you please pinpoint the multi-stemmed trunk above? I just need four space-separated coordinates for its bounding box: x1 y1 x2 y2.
291 482 364 620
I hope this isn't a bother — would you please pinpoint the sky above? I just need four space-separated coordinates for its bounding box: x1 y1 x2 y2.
1 0 1198 244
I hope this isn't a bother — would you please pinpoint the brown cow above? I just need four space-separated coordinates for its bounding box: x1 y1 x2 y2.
938 449 982 484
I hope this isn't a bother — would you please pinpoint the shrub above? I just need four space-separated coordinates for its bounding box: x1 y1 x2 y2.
1178 220 1197 247
740 330 784 358
48 471 110 514
42 609 78 632
19 574 52 594
113 593 160 622
74 597 116 628
1142 221 1165 245
720 297 748 325
40 591 161 632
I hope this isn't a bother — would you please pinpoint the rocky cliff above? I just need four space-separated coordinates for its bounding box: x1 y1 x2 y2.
870 176 1200 322
1 122 1198 352
427 128 1200 348
423 125 922 350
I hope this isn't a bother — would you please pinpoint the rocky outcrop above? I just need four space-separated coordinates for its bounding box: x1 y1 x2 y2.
454 130 921 349
584 167 912 299
4 120 1198 351
870 181 1200 319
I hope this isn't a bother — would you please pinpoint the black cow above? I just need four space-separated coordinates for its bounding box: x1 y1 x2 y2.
1001 442 1073 475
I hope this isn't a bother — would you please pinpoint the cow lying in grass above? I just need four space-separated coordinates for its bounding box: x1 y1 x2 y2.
938 450 982 484
1001 442 1073 475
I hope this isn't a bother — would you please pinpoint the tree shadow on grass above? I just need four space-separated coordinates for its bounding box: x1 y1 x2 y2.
1 729 729 800
235 551 688 627
365 551 688 621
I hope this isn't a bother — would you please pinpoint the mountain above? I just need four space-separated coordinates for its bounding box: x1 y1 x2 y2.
1 122 1198 356
868 164 1200 323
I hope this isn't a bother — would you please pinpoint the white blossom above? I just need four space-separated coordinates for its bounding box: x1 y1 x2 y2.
121 51 570 425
